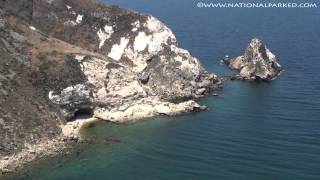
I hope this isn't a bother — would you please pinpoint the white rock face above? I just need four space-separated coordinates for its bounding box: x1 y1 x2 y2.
97 25 114 49
48 84 91 106
57 54 204 124
108 37 129 60
171 45 202 75
94 99 206 123
126 16 176 60
66 5 72 10
76 14 83 24
47 13 221 127
144 16 176 54
122 16 181 73
61 117 97 137
131 20 140 32
97 29 107 48
123 47 150 72
134 32 151 52
29 26 37 31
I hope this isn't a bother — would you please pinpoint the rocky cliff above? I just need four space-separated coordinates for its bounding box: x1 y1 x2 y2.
225 38 282 81
0 0 222 173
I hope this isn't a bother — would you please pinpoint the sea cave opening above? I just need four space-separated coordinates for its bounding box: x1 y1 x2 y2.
68 108 94 122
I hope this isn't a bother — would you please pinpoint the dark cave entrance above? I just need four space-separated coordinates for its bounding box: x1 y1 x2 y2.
68 108 94 122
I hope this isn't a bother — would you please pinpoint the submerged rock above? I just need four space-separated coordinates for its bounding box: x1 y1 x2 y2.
225 38 282 81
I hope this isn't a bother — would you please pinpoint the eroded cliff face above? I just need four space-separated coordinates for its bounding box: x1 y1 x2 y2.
0 0 222 164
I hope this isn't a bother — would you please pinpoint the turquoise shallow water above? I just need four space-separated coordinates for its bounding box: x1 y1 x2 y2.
14 0 320 179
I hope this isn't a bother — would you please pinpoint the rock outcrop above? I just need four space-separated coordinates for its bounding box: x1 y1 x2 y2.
0 0 222 173
225 38 282 81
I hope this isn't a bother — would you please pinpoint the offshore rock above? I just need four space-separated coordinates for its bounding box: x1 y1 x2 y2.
225 38 282 81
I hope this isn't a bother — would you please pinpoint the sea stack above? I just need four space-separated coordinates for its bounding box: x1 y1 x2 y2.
225 38 282 81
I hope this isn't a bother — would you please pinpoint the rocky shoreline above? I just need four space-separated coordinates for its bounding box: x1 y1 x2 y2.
0 137 69 176
0 102 213 177
0 117 106 176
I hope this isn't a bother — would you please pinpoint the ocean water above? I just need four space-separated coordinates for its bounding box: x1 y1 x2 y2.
16 0 320 179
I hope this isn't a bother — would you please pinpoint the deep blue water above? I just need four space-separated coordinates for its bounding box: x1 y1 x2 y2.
19 0 320 179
